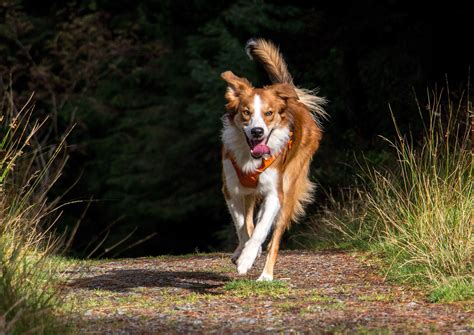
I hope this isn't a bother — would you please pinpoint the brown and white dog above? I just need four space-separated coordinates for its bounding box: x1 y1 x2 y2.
221 39 326 281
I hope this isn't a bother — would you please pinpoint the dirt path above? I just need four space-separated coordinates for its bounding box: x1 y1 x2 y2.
65 251 473 334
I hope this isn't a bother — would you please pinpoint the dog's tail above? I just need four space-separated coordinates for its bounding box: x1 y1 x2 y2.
245 38 327 120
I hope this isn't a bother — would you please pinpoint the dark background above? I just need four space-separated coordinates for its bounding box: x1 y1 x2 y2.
0 0 471 257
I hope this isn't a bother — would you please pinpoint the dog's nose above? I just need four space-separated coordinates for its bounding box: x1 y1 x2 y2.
251 127 264 138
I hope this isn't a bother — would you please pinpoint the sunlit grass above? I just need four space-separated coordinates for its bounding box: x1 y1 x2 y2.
313 88 473 302
223 279 290 297
429 277 474 303
0 92 71 334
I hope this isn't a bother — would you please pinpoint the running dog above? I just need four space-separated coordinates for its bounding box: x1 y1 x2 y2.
221 38 326 281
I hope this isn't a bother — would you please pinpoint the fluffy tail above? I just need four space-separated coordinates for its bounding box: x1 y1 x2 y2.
245 38 327 120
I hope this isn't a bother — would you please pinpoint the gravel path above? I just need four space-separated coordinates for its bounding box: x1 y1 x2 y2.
65 251 473 334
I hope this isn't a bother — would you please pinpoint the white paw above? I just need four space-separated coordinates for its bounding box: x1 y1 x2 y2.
257 272 273 282
237 253 254 275
236 242 259 274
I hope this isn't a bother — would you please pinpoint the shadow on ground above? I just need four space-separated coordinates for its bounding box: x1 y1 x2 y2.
69 270 230 293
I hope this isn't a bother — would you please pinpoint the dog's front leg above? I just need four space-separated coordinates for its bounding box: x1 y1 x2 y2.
236 192 280 275
225 195 249 264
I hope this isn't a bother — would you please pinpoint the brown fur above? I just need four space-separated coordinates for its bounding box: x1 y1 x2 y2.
246 39 294 84
246 38 328 120
221 39 325 280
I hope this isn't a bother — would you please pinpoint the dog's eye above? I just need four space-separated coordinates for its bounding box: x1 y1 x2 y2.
243 110 251 116
265 111 273 117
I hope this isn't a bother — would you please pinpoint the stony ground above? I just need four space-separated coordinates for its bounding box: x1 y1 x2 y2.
64 251 473 334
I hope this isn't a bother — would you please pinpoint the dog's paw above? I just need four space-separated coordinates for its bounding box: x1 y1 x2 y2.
237 257 253 275
231 247 243 264
236 244 258 275
257 271 273 282
256 245 262 258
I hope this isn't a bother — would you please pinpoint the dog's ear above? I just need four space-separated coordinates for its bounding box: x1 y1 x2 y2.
270 83 298 101
221 71 253 110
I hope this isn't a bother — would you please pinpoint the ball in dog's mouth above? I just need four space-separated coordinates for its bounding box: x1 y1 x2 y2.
250 139 271 158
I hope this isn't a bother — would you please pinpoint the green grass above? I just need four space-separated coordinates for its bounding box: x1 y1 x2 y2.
70 286 218 314
307 292 339 303
276 301 299 312
309 88 473 302
1 93 71 334
302 292 346 312
223 279 290 297
429 277 474 303
357 293 394 302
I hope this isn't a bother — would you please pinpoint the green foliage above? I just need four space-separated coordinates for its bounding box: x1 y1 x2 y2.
1 0 470 256
429 277 474 303
54 0 307 255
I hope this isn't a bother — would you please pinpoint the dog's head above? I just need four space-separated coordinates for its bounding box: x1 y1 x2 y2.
221 71 297 158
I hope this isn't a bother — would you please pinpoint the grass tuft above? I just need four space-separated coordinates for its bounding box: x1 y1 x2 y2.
223 279 289 297
429 277 474 303
0 91 71 334
309 87 473 301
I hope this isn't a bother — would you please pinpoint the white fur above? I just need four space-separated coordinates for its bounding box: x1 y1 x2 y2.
237 168 280 274
246 95 267 134
266 126 290 157
222 159 253 196
226 194 245 241
223 159 254 263
245 38 257 60
221 116 290 174
221 100 291 277
222 118 262 174
257 272 273 281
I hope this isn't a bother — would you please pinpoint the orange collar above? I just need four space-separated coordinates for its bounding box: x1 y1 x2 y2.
230 133 293 188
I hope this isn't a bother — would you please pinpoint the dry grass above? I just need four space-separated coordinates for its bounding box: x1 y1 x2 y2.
0 91 71 334
312 87 473 301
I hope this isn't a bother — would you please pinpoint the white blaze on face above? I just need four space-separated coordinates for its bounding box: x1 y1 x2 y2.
245 94 268 138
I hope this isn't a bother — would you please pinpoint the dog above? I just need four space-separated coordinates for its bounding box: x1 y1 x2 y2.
221 38 326 281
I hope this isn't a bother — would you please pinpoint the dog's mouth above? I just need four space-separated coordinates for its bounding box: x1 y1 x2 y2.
246 137 271 159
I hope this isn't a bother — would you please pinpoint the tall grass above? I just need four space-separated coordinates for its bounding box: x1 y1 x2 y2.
0 92 69 333
314 88 473 302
